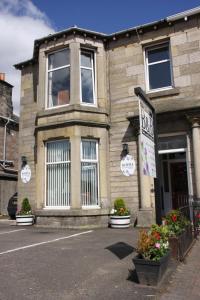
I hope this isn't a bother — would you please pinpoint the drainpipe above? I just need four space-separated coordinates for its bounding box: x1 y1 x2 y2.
0 115 18 167
3 118 10 167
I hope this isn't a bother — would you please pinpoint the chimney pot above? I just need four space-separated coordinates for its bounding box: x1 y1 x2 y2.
0 73 5 81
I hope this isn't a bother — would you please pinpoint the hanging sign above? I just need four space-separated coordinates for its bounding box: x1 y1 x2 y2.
120 154 136 176
139 98 156 178
21 165 31 183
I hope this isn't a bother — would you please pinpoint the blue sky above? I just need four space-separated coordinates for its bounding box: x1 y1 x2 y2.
0 0 200 115
32 0 200 33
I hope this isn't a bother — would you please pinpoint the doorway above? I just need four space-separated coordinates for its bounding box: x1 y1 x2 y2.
160 152 189 216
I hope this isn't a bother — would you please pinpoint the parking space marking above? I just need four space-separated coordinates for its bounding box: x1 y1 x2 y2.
0 230 93 256
0 229 26 235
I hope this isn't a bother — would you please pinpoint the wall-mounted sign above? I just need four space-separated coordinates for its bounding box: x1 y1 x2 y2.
120 154 136 176
21 165 31 183
139 98 156 178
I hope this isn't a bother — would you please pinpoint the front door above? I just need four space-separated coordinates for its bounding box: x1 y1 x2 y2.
160 152 189 215
170 162 188 209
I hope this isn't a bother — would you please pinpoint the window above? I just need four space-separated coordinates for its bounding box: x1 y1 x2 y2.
81 140 99 206
80 50 95 104
145 43 172 91
46 140 70 207
47 49 70 108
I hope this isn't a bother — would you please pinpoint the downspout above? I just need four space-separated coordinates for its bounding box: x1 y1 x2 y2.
3 118 10 167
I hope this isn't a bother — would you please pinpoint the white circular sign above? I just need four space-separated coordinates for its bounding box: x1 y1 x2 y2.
21 165 31 183
120 155 136 177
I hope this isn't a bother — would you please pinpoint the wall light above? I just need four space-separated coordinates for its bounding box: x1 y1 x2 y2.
21 156 27 168
122 143 129 156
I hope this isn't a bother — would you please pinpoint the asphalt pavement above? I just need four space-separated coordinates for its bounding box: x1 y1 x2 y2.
0 220 199 300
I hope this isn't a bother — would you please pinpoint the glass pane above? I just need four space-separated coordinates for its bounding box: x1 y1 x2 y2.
47 163 70 206
149 61 171 90
48 67 70 107
158 135 187 151
82 140 97 160
81 162 98 206
48 49 70 70
46 140 70 207
47 140 70 163
148 45 169 63
81 69 94 103
81 51 92 68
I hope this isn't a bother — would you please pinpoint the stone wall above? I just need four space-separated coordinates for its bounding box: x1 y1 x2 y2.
108 14 200 218
18 65 38 209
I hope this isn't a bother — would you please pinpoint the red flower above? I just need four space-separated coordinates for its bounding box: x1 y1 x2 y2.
171 215 177 222
196 213 200 219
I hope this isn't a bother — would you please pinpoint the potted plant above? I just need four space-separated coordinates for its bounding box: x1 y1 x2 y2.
133 224 170 286
16 198 34 226
110 198 130 228
163 210 193 260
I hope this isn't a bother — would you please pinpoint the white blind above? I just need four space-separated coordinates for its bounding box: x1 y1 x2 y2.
46 140 70 207
81 140 99 206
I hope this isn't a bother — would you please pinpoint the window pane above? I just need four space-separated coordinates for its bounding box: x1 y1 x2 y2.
46 140 70 207
148 46 169 64
149 61 171 90
81 51 92 68
81 162 98 206
48 67 70 107
81 69 94 103
47 140 70 163
48 49 70 70
82 140 96 160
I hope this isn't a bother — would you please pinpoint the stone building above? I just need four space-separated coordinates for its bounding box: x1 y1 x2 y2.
0 73 19 215
15 7 200 227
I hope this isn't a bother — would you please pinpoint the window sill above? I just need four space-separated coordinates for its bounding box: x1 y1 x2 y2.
37 104 108 118
35 208 109 217
147 87 180 99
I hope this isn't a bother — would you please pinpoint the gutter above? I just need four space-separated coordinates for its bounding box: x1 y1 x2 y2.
167 6 200 22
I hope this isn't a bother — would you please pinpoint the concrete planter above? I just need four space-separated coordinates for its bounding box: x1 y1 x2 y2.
133 251 171 286
110 215 130 228
16 215 34 226
169 224 193 260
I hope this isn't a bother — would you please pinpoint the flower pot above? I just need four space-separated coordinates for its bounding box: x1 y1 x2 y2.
110 215 130 228
132 251 171 286
16 215 34 226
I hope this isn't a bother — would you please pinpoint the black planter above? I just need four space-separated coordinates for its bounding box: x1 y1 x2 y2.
132 251 170 286
169 224 193 260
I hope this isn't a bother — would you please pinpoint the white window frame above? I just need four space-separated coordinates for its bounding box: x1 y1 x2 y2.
80 49 97 106
45 139 71 209
144 42 173 93
46 48 70 110
81 139 100 208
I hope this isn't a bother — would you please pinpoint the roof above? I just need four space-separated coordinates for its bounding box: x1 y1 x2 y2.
0 79 13 88
14 6 200 70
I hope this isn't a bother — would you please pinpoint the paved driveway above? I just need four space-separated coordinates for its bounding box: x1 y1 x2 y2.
0 223 157 300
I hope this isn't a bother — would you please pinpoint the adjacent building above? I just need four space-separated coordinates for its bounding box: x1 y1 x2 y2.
15 7 200 227
0 73 19 215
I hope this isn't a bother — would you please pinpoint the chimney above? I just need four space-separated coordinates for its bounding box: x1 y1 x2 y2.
0 73 5 81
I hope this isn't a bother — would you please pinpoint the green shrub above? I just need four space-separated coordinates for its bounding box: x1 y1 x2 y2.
113 198 130 216
17 198 32 215
114 198 126 210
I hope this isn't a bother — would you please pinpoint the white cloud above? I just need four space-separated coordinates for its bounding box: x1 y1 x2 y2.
0 0 55 115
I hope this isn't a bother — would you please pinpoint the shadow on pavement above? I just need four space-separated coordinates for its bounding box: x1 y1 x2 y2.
105 241 135 259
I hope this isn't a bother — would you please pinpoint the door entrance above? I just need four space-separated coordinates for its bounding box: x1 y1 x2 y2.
160 152 188 216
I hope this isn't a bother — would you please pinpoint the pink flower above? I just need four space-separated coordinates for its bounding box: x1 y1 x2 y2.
155 243 161 249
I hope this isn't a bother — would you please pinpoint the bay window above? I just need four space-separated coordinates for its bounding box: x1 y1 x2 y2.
81 139 99 206
47 49 70 108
